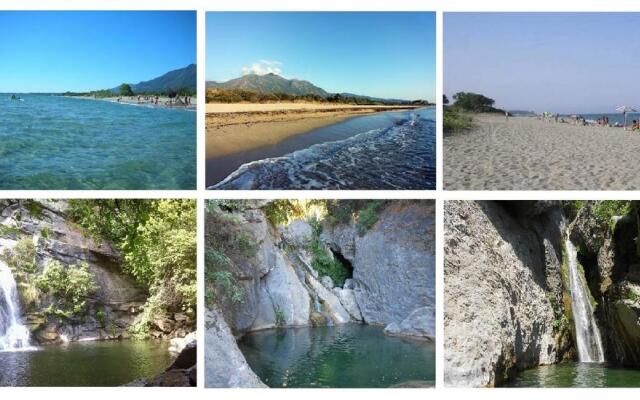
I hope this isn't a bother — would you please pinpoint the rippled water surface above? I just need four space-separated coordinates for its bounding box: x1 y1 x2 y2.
0 340 173 386
209 107 435 190
238 324 435 388
0 94 196 189
505 363 640 387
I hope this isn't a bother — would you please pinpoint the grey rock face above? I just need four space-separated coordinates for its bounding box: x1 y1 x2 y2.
332 287 363 321
251 251 311 330
205 308 266 388
384 305 435 339
444 201 571 387
307 274 350 324
0 200 148 342
345 201 435 331
280 220 313 247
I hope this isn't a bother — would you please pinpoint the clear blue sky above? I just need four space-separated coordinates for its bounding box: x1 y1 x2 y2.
0 11 196 93
206 12 435 101
445 13 640 114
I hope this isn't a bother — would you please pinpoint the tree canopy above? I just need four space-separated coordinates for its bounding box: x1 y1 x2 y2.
68 199 197 331
119 83 134 96
452 92 501 113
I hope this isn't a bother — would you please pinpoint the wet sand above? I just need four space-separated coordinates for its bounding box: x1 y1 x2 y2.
445 114 640 190
206 103 421 159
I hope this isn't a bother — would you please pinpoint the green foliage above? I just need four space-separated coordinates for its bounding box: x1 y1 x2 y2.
264 200 305 226
0 225 20 236
119 83 134 96
444 108 474 134
452 92 502 113
206 270 244 305
592 201 631 230
67 199 197 334
626 287 640 303
308 216 350 287
25 201 44 219
96 309 107 328
206 88 428 106
356 201 386 236
40 227 52 240
274 305 285 327
1 236 37 275
35 260 98 319
205 202 255 308
548 295 570 333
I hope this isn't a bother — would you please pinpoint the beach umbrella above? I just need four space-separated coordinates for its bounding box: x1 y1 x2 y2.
616 106 637 130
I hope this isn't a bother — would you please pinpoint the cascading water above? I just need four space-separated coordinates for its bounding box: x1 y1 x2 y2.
564 238 605 363
0 260 33 351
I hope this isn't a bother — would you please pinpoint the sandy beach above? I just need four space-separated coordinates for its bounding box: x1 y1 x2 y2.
206 103 421 158
69 95 197 110
445 114 640 190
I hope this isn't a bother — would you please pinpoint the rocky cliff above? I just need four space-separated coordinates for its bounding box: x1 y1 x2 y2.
568 203 640 366
444 201 573 387
205 200 435 387
0 200 192 344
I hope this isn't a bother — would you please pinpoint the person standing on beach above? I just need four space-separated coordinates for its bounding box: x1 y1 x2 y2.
505 110 509 120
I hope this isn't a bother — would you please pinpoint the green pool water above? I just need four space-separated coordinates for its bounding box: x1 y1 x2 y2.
238 324 435 388
0 340 174 386
505 363 640 387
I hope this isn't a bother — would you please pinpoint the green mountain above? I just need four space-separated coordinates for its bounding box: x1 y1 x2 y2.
206 73 329 97
114 64 196 94
206 73 424 104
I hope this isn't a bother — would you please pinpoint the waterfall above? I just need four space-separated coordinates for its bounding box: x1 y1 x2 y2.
0 260 33 351
564 239 605 363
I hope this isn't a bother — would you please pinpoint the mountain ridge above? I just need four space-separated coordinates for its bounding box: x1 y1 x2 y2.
206 73 422 103
112 64 197 94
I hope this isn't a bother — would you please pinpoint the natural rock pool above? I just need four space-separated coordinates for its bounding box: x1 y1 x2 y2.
0 340 173 386
505 363 640 387
238 324 435 388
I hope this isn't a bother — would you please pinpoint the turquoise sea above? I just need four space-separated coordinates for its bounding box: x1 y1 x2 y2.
0 94 196 189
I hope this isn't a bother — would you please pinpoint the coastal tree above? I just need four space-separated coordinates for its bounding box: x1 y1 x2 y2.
443 94 449 105
452 92 496 112
119 83 134 97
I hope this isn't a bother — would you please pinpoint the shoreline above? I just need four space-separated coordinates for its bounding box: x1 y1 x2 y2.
63 95 197 111
206 103 424 159
445 113 640 190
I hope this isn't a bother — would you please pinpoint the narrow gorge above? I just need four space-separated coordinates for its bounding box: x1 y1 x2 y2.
445 201 640 387
0 200 196 386
205 199 436 388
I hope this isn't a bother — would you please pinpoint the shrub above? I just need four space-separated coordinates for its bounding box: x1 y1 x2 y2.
2 236 37 275
444 109 474 134
309 239 349 287
35 260 98 318
356 201 386 236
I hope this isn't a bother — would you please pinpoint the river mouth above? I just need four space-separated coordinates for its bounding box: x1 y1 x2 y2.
504 363 640 387
237 324 435 388
0 340 174 386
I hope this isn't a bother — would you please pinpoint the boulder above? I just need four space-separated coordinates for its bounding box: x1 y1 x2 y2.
320 275 334 289
280 220 313 247
332 287 363 321
307 274 351 324
384 306 435 339
205 308 266 388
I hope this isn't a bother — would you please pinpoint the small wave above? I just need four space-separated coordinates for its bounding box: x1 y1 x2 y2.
211 113 435 190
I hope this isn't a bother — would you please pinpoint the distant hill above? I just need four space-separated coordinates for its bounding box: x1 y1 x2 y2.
113 64 196 94
207 73 329 97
